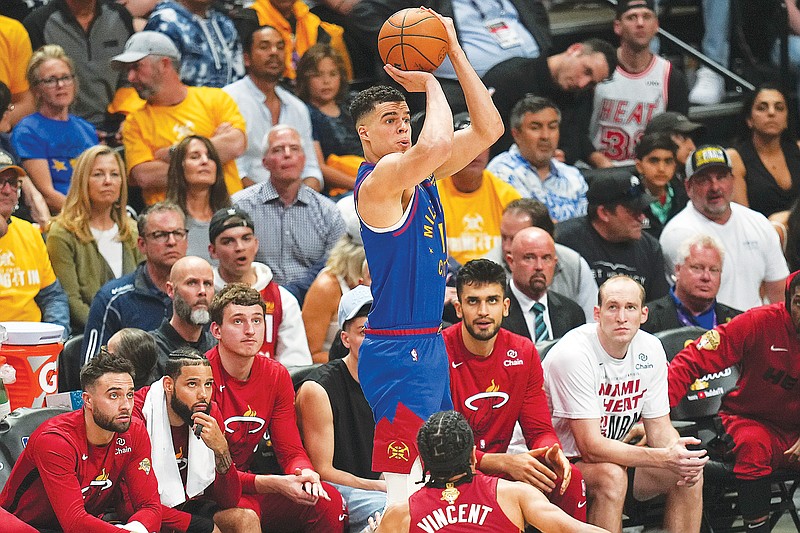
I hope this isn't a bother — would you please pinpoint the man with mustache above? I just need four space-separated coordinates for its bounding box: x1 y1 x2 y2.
223 25 321 189
660 145 789 311
488 95 589 223
503 227 585 342
112 31 246 204
149 256 217 383
0 350 161 533
132 348 251 532
556 171 670 301
444 258 587 520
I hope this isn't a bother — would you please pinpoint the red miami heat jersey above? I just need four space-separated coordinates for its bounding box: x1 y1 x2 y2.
444 325 559 453
409 473 520 532
0 410 160 532
206 347 312 474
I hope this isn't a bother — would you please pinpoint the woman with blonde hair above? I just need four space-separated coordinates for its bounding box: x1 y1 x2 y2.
47 145 142 331
11 45 98 213
302 197 367 361
167 135 230 261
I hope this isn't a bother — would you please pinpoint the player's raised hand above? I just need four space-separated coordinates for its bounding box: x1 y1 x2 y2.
384 64 437 93
420 8 458 53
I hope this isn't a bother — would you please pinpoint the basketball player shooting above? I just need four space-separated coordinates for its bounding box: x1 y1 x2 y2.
349 8 504 506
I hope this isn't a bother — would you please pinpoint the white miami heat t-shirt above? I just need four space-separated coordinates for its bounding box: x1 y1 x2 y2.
542 323 670 458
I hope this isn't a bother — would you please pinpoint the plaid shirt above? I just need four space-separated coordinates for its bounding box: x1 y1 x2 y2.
232 181 345 286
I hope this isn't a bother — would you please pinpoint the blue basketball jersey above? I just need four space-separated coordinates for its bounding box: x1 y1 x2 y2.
354 162 447 330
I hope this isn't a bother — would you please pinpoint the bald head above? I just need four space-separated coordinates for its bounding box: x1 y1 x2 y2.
170 256 214 284
168 256 214 327
506 227 557 301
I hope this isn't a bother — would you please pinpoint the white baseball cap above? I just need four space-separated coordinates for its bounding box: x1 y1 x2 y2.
338 285 373 328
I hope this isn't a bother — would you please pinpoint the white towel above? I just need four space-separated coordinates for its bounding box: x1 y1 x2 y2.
141 378 215 508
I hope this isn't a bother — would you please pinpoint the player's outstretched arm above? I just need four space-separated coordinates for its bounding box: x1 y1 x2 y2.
427 10 503 179
500 480 609 532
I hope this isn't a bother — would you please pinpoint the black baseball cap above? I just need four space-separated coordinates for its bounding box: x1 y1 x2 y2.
616 0 656 17
644 112 705 137
586 171 656 211
209 207 255 243
685 145 733 180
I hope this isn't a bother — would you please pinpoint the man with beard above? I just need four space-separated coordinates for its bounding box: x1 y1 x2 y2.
223 25 321 189
113 31 246 204
132 348 255 533
149 256 218 382
488 96 589 223
0 350 161 533
660 145 789 311
443 259 587 520
503 227 584 342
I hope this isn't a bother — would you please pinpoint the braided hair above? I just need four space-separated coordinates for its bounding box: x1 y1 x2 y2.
417 411 475 488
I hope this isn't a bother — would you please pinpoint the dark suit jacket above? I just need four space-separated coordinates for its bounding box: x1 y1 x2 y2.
641 295 742 334
502 285 585 341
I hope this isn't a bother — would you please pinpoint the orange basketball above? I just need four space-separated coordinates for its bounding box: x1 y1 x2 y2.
378 8 448 72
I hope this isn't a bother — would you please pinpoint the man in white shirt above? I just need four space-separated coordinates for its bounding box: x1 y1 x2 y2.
543 275 707 532
223 25 321 189
660 145 789 310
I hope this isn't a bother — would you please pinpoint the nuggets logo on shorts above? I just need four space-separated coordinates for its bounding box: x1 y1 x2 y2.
441 483 460 505
387 441 410 461
697 330 721 351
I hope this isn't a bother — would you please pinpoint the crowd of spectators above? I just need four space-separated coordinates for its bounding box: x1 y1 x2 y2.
2 0 800 531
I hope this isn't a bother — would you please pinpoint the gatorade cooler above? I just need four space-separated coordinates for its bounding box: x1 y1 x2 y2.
0 322 64 410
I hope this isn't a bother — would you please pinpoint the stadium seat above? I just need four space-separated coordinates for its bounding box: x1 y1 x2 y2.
58 334 84 393
0 407 69 491
657 326 800 532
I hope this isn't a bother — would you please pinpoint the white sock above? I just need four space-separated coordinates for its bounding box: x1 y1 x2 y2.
384 457 424 505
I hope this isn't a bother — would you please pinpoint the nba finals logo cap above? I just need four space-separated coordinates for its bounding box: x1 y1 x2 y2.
685 145 732 180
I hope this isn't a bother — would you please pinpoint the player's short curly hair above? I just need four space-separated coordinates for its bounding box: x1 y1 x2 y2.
80 348 136 391
417 411 474 487
209 283 266 325
349 85 406 125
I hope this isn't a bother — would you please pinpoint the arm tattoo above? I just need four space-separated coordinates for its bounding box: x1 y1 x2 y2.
215 450 233 474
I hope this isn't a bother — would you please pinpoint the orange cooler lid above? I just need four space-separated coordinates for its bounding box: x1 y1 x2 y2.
0 322 65 346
